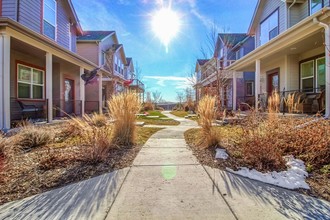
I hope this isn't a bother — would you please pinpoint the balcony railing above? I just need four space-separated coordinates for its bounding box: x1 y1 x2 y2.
129 79 145 93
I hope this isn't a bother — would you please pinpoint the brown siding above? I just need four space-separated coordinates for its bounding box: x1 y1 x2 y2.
77 43 99 65
18 0 41 33
2 0 17 20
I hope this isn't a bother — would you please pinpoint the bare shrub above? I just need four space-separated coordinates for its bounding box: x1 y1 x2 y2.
143 101 154 111
71 114 113 163
108 93 141 146
14 126 54 151
197 95 219 148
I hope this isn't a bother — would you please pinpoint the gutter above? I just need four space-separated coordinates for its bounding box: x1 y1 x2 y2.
227 8 330 70
313 17 330 118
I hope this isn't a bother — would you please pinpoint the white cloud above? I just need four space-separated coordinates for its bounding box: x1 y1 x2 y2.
144 75 195 90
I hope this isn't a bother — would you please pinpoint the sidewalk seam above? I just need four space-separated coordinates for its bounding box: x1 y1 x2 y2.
201 165 239 220
103 166 132 220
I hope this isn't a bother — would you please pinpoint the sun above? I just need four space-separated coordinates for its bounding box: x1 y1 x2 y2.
151 7 181 52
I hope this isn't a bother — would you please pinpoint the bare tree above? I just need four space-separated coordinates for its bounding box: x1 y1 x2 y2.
135 61 142 81
176 91 184 110
152 91 162 108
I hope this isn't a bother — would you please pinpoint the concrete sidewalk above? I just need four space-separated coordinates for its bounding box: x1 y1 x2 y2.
0 111 329 219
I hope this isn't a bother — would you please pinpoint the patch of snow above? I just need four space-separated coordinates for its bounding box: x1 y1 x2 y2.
215 148 229 160
226 155 310 190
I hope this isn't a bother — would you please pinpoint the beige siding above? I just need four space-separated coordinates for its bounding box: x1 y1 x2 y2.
256 0 286 47
287 55 300 91
299 46 324 61
18 0 41 33
77 43 99 65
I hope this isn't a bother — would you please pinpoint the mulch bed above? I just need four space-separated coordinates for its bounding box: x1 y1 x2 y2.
184 128 330 202
0 127 162 205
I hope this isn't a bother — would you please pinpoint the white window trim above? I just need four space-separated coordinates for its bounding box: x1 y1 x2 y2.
316 56 325 91
43 0 57 41
17 64 45 100
300 60 315 92
246 81 254 96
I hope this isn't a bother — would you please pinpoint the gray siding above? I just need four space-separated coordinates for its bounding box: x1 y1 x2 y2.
70 26 77 52
2 0 17 20
289 4 301 27
56 0 70 49
256 0 286 47
18 0 41 33
299 1 309 21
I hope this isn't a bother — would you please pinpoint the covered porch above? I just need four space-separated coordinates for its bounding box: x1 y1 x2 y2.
229 10 330 116
0 19 101 130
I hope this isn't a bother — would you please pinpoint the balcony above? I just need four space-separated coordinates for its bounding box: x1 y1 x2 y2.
128 79 145 93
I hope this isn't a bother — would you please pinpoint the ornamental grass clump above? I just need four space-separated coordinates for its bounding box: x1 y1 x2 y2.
197 95 219 148
71 113 113 163
108 92 141 146
14 125 54 151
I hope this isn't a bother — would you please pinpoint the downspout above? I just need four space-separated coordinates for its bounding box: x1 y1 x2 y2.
314 17 330 118
287 0 297 29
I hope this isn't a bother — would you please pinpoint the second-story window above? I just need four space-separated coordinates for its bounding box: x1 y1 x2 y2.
43 0 56 40
310 0 323 15
260 9 278 45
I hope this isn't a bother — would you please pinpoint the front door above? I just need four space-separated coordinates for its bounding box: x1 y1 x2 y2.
267 72 279 94
64 78 74 114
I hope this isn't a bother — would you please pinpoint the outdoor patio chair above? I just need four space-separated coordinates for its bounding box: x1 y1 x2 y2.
17 100 43 119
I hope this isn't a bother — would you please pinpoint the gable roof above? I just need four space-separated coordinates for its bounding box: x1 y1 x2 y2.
77 31 115 41
248 0 265 35
218 33 247 46
197 59 209 66
126 57 132 66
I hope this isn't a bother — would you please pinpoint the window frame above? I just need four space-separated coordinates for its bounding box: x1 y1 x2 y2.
17 63 45 100
43 0 57 40
260 9 279 45
245 81 254 97
309 0 323 15
300 60 315 93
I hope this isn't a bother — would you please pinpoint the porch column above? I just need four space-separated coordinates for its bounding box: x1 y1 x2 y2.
232 71 237 110
98 74 102 113
46 52 53 122
325 28 330 117
0 34 11 130
80 67 85 115
255 59 261 109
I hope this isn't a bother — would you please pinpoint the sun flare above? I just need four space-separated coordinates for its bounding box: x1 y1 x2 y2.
152 7 181 52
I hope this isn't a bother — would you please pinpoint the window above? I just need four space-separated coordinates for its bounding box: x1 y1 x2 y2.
43 0 56 40
17 64 45 99
316 57 325 90
300 60 314 92
246 81 254 96
310 0 323 15
260 10 279 45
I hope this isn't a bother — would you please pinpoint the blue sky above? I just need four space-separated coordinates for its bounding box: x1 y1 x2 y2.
72 0 258 102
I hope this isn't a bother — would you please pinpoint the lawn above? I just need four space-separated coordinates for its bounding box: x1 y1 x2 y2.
0 121 162 205
184 115 330 202
137 110 180 126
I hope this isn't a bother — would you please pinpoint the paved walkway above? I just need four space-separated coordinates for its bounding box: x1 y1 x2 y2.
0 112 329 219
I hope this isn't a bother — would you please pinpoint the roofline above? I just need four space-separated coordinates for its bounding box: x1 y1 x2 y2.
76 31 115 42
247 0 261 34
228 8 329 70
67 0 83 35
0 18 111 76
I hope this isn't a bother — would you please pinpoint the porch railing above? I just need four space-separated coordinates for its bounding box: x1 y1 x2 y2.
258 88 325 114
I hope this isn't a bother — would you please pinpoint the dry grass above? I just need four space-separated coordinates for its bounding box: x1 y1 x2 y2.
13 126 55 151
0 121 162 205
170 110 188 118
108 93 141 146
70 114 113 164
197 95 219 148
